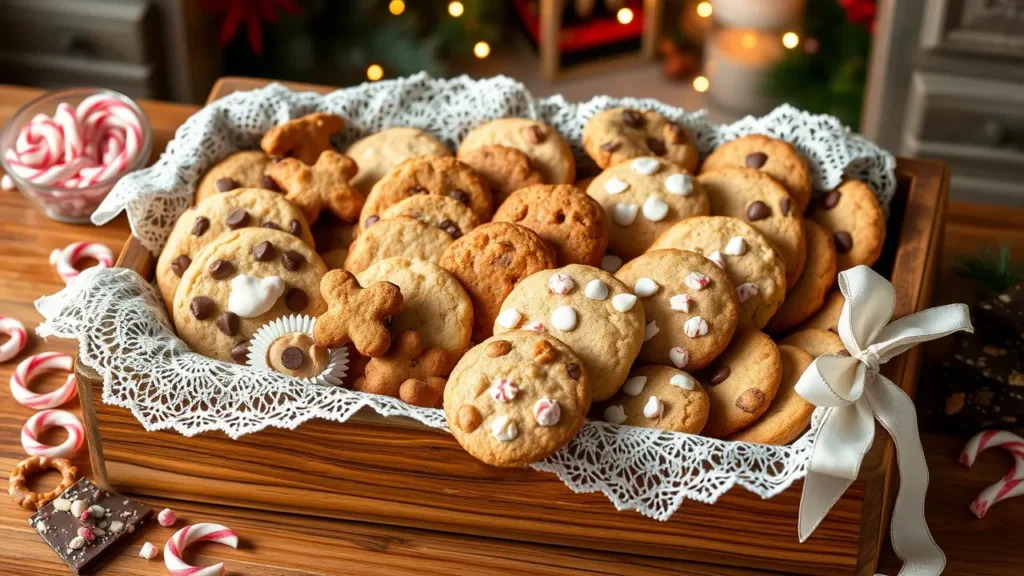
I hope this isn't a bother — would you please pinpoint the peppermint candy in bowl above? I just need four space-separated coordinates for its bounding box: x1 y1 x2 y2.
0 88 152 224
248 314 348 386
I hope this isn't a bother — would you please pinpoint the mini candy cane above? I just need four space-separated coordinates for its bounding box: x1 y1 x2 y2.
164 523 239 576
49 241 114 284
21 409 84 459
10 352 77 409
0 316 27 363
961 429 1024 518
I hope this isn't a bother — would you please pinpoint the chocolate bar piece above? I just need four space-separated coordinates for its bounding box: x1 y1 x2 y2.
28 478 152 574
976 283 1024 352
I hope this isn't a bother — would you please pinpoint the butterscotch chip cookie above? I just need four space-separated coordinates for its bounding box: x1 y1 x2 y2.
358 257 473 358
494 264 646 401
582 107 698 173
702 135 813 214
799 290 844 333
809 179 886 271
600 365 710 434
729 345 814 445
267 332 330 379
457 144 545 206
173 228 328 362
648 216 786 330
157 188 315 311
381 194 479 239
444 331 590 467
765 220 837 334
615 249 739 371
698 330 783 438
439 222 556 342
699 167 806 288
261 112 344 165
194 150 276 204
491 184 608 266
359 156 492 229
458 118 575 185
345 127 452 195
780 328 846 358
585 157 709 259
344 217 453 273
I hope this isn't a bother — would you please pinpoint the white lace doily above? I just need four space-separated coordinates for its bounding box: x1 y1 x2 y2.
41 74 893 522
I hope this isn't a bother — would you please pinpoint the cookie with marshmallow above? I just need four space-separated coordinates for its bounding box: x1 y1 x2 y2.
600 364 710 434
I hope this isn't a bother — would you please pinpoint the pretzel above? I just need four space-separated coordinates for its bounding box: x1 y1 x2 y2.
8 456 77 510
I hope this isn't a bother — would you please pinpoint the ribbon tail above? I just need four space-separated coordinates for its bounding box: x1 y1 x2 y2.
866 375 945 576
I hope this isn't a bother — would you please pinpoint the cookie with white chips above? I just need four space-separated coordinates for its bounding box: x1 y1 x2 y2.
585 157 709 259
494 264 645 401
600 365 710 434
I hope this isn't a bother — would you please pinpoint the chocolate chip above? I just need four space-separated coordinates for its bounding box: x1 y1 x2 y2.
522 125 545 144
665 123 687 144
709 366 731 385
192 217 210 237
449 190 470 205
411 186 429 195
261 175 280 192
289 219 302 236
217 312 239 336
781 197 792 216
260 221 281 231
736 388 766 414
282 250 305 271
171 255 192 277
834 231 854 253
225 209 250 229
600 141 621 153
215 177 237 192
745 152 768 169
231 341 251 364
566 363 582 380
207 259 235 279
491 251 512 268
364 215 380 229
646 137 666 156
285 287 308 311
281 346 305 370
821 190 842 210
621 109 643 128
486 340 512 357
252 241 275 261
190 296 214 320
746 200 771 221
437 219 462 239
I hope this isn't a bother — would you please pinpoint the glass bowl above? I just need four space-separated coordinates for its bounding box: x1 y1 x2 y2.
0 88 152 224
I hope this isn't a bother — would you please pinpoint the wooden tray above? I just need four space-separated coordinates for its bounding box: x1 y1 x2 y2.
77 78 950 576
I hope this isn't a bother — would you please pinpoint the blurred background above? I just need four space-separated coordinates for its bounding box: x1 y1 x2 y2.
2 0 1021 205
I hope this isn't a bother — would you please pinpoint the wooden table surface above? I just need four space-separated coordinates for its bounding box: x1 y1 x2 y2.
0 84 1021 575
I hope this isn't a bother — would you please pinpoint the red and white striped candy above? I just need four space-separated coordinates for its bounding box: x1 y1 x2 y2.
960 429 1024 518
49 241 114 284
21 409 84 458
0 316 27 363
164 523 239 576
10 352 77 409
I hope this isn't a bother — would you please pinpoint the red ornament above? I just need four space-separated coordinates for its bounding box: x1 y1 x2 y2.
202 0 301 55
838 0 876 31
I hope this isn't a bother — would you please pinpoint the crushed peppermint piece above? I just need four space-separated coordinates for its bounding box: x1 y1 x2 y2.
724 236 747 256
685 272 710 290
683 316 709 338
643 396 664 419
736 282 759 303
669 293 692 313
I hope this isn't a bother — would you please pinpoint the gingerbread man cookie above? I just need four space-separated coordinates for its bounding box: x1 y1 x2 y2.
699 330 783 438
194 150 276 205
808 179 886 271
582 107 699 173
265 150 363 224
313 269 403 357
600 365 710 434
261 112 344 165
458 118 575 185
354 330 453 408
456 144 545 206
345 127 452 195
702 134 813 214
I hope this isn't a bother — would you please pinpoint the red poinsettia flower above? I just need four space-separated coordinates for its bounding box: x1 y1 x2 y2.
202 0 302 55
838 0 877 32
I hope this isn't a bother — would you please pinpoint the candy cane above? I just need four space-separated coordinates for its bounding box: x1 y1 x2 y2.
49 241 114 284
21 409 84 458
164 523 239 576
10 352 77 409
0 316 27 363
961 429 1024 518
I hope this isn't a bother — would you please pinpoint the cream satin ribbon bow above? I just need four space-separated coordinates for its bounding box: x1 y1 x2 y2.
795 265 973 576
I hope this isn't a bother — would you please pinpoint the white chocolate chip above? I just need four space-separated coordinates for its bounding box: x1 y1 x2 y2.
644 320 660 341
664 173 694 196
642 196 669 222
612 293 637 312
685 272 710 290
548 273 574 295
109 521 125 533
669 293 692 313
69 536 87 550
52 498 71 512
622 376 647 396
669 346 690 368
683 316 709 338
604 405 627 424
584 279 609 300
724 236 747 256
491 416 518 441
550 306 578 331
70 500 88 518
707 250 726 270
670 373 696 390
495 308 522 329
533 398 561 426
736 282 759 303
634 277 659 297
643 396 664 419
36 521 49 533
601 254 623 273
604 177 629 195
613 203 639 226
631 157 662 175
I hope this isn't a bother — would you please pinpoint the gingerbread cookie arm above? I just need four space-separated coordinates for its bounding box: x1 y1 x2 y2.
261 113 344 165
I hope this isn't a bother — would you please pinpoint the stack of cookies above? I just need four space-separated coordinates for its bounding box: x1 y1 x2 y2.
157 105 888 469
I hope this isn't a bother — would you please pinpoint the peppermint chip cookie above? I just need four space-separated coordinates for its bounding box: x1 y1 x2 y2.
582 108 699 173
729 345 814 445
699 330 783 438
615 249 739 371
799 290 844 333
440 222 556 342
458 118 575 184
345 127 452 195
344 217 452 273
157 188 314 310
359 156 492 229
194 150 275 204
699 167 806 288
600 365 710 434
444 331 590 467
457 144 545 206
809 179 886 271
491 184 608 266
648 216 787 330
357 257 473 358
765 220 837 334
780 328 846 358
381 194 480 239
173 228 328 363
585 157 709 259
494 264 645 401
702 135 813 214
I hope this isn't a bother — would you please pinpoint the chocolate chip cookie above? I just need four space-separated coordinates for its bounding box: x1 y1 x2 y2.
729 344 814 445
582 107 698 173
194 150 276 204
458 118 575 184
808 179 886 271
380 194 480 240
765 220 837 334
799 290 844 333
491 184 608 266
702 134 813 214
780 328 846 358
345 127 452 195
344 216 453 273
600 365 710 434
457 144 545 206
699 330 783 438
